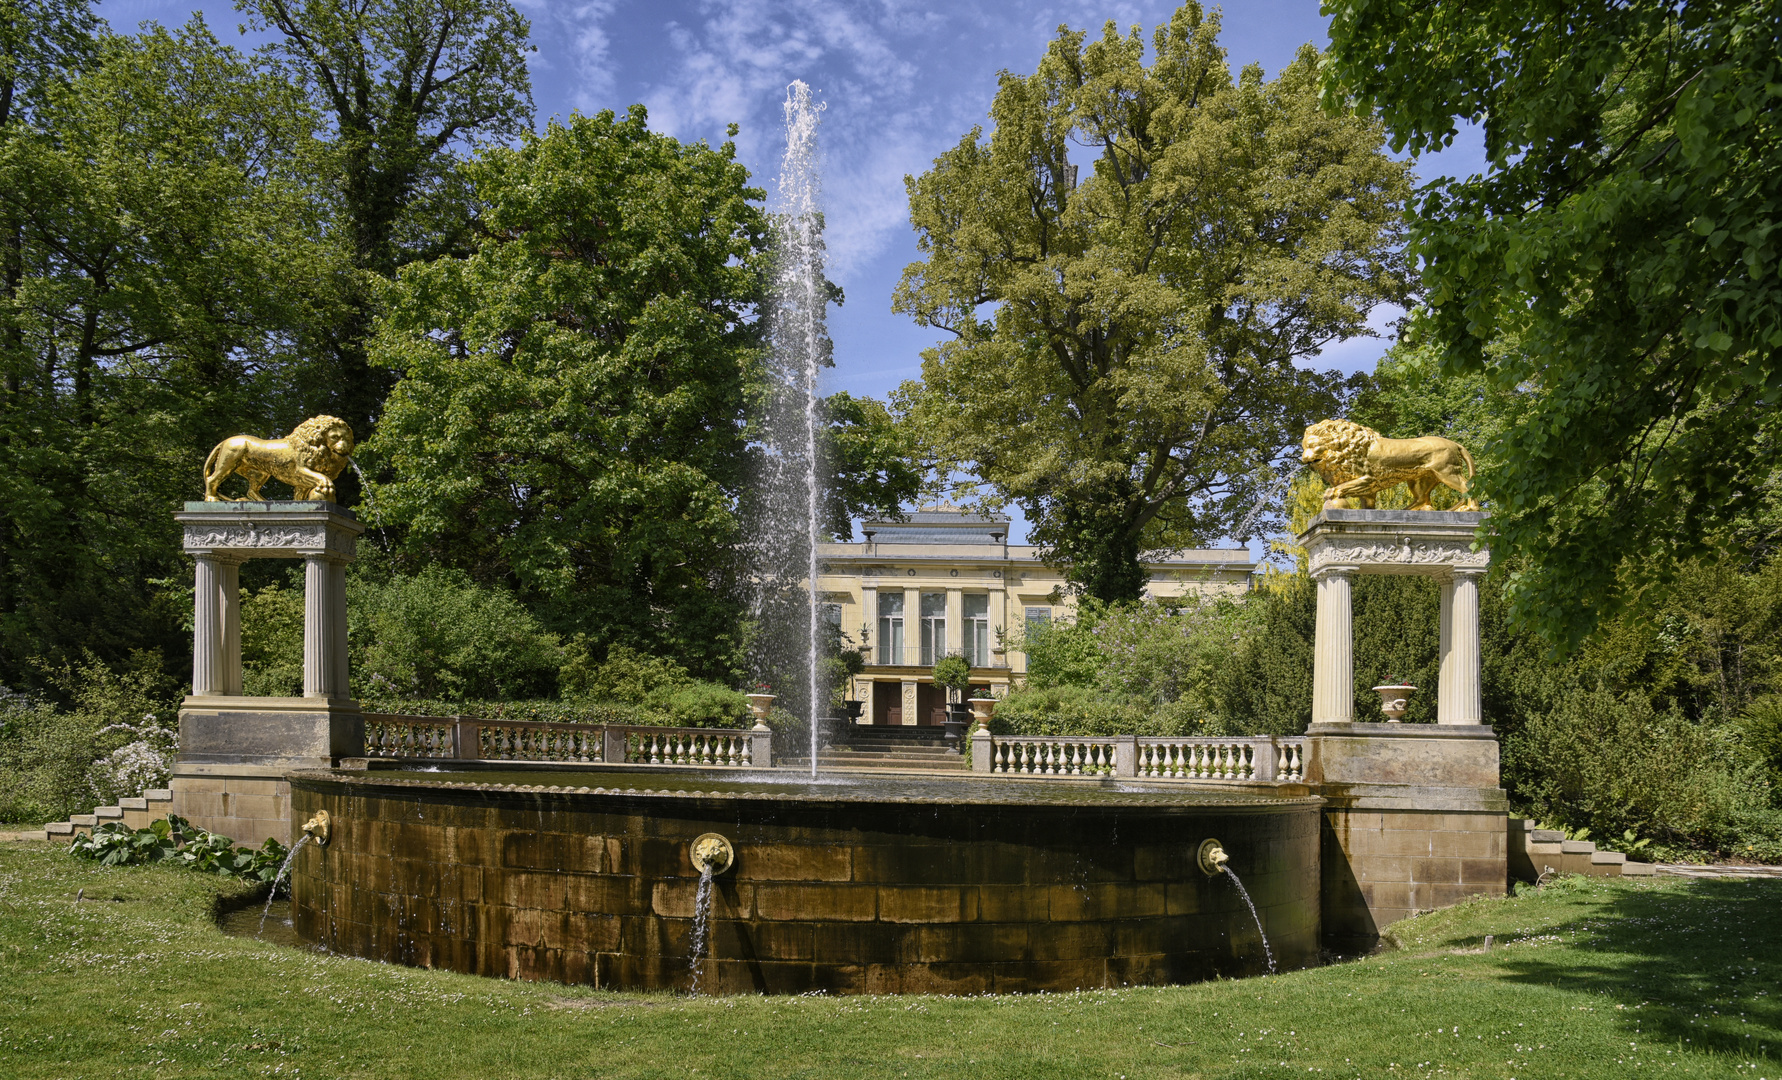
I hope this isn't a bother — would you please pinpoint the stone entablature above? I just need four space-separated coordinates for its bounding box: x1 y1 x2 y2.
1302 509 1489 577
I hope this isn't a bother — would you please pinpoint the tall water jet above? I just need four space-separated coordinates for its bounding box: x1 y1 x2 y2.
752 81 831 778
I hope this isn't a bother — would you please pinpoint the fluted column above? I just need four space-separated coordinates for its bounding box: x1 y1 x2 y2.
192 555 222 696
218 558 243 696
944 587 964 661
330 556 350 696
1447 569 1484 724
1311 566 1356 724
1437 576 1456 723
303 551 346 698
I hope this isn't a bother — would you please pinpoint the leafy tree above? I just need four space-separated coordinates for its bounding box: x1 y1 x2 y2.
237 0 534 437
893 2 1409 601
366 108 768 679
1324 0 1782 650
0 17 336 683
818 391 920 540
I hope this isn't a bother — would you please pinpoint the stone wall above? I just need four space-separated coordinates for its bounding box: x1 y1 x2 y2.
288 773 1323 994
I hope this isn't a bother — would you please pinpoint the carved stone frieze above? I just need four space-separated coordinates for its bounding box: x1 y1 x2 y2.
1306 535 1489 576
182 520 357 558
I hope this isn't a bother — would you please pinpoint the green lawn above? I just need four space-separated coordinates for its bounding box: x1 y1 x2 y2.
0 842 1776 1079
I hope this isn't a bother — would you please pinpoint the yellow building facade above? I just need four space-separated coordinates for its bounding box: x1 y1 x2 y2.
816 510 1256 727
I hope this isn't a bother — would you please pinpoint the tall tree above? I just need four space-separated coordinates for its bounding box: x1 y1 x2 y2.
0 16 336 683
1323 0 1782 651
365 108 768 678
237 0 534 437
893 2 1409 601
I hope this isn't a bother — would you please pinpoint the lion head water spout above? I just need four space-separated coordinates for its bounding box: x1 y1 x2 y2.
687 833 734 995
1199 838 1276 975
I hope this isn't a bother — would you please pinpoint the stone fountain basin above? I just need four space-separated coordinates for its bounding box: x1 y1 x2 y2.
286 769 1322 994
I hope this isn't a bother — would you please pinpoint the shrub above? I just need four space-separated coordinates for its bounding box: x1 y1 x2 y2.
560 642 694 702
243 568 564 700
992 685 1187 738
659 682 750 728
1504 687 1779 859
0 651 178 824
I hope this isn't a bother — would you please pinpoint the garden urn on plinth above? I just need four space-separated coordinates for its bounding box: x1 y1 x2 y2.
747 694 775 732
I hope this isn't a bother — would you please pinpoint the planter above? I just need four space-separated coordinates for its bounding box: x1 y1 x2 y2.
967 696 997 732
839 699 864 723
1371 684 1418 723
942 704 974 753
746 693 775 732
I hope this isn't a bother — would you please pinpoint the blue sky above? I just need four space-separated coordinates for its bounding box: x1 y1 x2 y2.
104 0 1485 544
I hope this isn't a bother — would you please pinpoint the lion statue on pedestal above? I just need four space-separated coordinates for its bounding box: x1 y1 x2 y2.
202 415 356 502
1301 418 1480 510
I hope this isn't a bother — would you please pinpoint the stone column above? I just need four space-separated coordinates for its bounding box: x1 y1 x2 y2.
330 556 350 696
1311 566 1356 724
1447 569 1484 724
218 558 243 696
861 584 877 660
302 552 346 698
192 555 223 696
1437 576 1456 723
944 588 964 665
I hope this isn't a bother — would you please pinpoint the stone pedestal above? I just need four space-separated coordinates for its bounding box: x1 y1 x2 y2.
1308 723 1508 951
1299 511 1503 950
172 502 366 842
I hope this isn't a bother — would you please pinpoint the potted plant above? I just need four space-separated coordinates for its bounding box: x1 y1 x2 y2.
932 654 973 750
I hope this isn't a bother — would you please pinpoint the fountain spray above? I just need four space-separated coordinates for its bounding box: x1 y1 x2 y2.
770 81 828 779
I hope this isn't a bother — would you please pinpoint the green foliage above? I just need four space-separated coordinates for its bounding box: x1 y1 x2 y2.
241 567 563 700
894 2 1408 600
68 815 289 883
1506 687 1781 862
367 108 767 678
350 566 561 700
1325 0 1782 651
930 654 972 696
1004 596 1262 735
237 0 535 434
1737 696 1782 803
0 650 178 824
991 685 1187 738
0 14 339 685
818 392 922 540
560 642 694 703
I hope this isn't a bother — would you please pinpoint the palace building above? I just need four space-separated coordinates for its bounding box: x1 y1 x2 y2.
815 509 1256 727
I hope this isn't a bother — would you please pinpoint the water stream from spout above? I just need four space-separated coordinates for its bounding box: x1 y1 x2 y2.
259 834 311 934
687 863 717 995
1219 865 1277 975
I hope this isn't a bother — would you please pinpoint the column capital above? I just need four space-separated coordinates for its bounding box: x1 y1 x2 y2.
1310 563 1358 582
1450 565 1490 580
297 548 351 565
190 549 248 566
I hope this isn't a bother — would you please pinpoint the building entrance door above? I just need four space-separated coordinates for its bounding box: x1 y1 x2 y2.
916 683 948 726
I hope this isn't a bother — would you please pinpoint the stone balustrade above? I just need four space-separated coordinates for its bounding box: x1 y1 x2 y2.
974 732 1309 783
361 713 772 768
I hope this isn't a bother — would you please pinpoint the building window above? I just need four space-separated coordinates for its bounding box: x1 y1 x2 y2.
964 594 990 667
877 593 904 666
1025 606 1052 637
918 592 947 666
821 602 843 627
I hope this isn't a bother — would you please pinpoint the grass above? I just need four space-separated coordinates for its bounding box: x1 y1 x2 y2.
0 843 1777 1079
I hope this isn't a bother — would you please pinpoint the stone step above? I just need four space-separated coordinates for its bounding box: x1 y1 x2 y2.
830 745 958 756
119 797 149 810
5 830 49 842
1530 828 1566 844
69 814 98 828
143 789 173 802
1590 850 1626 866
784 756 969 772
94 806 123 820
44 822 75 837
1620 861 1657 877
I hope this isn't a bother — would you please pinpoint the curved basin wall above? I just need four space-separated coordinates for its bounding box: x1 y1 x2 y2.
287 772 1321 994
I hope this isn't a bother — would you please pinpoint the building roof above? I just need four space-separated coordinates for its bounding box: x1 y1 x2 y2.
861 510 1010 546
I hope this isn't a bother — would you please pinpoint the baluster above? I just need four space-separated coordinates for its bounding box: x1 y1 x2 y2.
740 736 753 766
1289 743 1303 781
1221 744 1234 780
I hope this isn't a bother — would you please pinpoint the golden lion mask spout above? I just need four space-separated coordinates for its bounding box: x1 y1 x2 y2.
203 416 355 503
1301 418 1481 511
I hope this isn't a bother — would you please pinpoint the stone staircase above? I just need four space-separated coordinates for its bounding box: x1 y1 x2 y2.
1509 818 1656 881
20 788 175 843
783 728 970 772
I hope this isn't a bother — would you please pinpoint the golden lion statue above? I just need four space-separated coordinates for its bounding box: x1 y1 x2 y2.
1301 418 1480 510
202 415 355 502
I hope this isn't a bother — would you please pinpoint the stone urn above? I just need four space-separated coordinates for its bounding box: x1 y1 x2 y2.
746 693 775 732
1371 684 1417 723
967 696 997 732
941 703 973 752
839 699 864 723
